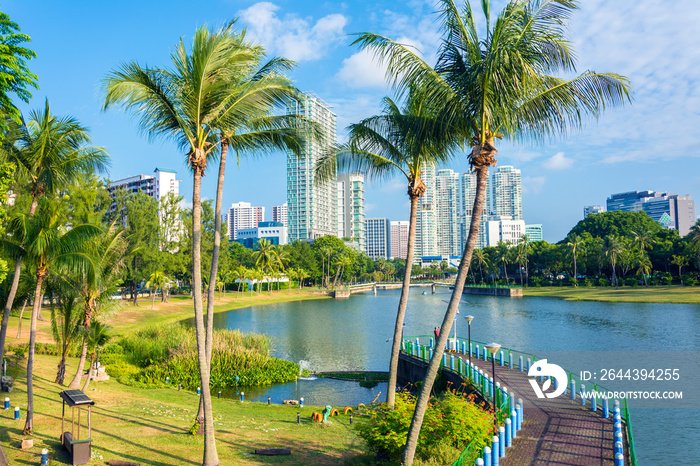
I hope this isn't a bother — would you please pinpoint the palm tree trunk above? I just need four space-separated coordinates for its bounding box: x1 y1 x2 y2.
23 272 46 434
192 164 219 465
68 335 89 389
0 258 23 364
56 344 68 384
573 255 578 286
82 353 96 392
386 193 420 408
402 163 490 466
15 296 29 339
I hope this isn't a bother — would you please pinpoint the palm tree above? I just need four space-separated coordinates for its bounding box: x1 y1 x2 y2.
518 234 530 286
603 235 623 287
219 269 234 296
146 271 169 308
81 320 111 392
495 241 510 284
514 248 528 286
316 92 460 409
671 255 687 278
233 265 247 297
296 267 308 293
5 198 100 434
353 1 631 462
67 222 127 390
51 292 82 385
636 256 652 287
473 248 487 284
103 25 271 462
567 234 585 285
0 101 108 366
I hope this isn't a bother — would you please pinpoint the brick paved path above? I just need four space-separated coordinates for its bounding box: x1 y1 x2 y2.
464 355 616 466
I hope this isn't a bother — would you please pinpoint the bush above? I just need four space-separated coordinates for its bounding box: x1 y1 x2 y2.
624 277 638 287
357 391 493 464
597 278 610 287
583 278 595 287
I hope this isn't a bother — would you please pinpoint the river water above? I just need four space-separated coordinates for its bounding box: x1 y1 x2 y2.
211 288 700 464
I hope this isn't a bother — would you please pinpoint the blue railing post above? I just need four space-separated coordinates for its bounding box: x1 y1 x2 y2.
499 351 504 366
483 446 491 466
591 394 597 412
483 347 488 361
475 344 480 358
462 341 467 355
498 427 505 457
603 398 609 419
508 353 513 369
476 459 484 466
615 452 624 466
517 400 523 430
470 343 473 357
519 356 523 371
492 436 499 465
570 379 576 400
527 358 531 371
505 418 512 447
430 338 434 349
511 410 517 438
430 348 433 360
443 353 447 367
451 355 455 370
580 384 586 406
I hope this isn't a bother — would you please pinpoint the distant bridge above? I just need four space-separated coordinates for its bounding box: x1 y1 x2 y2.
333 281 452 298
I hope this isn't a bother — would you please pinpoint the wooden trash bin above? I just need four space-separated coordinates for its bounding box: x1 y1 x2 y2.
59 390 94 465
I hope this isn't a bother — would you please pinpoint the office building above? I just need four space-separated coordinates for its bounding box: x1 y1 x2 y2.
365 218 391 259
337 173 365 249
272 203 288 227
108 168 181 207
606 190 696 236
583 205 605 218
234 221 288 248
416 163 437 258
461 170 491 217
525 224 543 242
480 215 526 248
227 202 264 241
390 221 409 259
435 169 462 256
491 166 522 220
286 92 337 241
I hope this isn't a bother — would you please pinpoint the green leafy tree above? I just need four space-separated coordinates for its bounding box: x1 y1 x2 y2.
0 10 38 125
51 292 82 385
81 320 111 392
354 0 632 461
0 101 108 370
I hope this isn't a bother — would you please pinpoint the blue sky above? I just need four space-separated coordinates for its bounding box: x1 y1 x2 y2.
4 0 700 242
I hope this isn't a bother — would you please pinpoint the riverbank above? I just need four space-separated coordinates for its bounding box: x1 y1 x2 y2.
523 285 700 304
0 353 373 465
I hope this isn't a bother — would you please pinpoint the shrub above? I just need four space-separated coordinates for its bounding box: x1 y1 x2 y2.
624 277 638 287
597 278 610 287
357 391 493 464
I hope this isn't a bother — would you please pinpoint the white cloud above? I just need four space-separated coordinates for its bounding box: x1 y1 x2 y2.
238 2 347 61
336 50 387 89
522 176 546 195
542 152 574 171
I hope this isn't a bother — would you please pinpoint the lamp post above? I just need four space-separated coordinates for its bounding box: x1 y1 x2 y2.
464 315 474 368
443 299 467 351
486 342 501 428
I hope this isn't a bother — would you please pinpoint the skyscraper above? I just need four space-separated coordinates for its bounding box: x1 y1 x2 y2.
492 165 522 220
435 169 461 255
365 218 391 259
583 205 605 218
227 202 264 241
415 163 437 257
525 224 543 242
461 170 491 217
390 221 409 259
337 173 365 249
286 92 337 241
272 203 288 226
606 190 696 236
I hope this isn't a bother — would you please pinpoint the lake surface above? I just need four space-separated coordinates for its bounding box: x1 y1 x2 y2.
211 288 700 464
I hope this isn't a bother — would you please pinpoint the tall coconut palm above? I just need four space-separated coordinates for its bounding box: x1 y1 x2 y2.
567 234 585 285
316 91 462 409
473 248 487 284
5 198 100 434
146 270 169 308
353 1 631 462
51 292 82 385
603 235 623 287
0 101 108 366
518 234 530 286
81 320 111 392
67 222 127 389
103 25 269 464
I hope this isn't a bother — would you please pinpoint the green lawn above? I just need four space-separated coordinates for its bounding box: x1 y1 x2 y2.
523 285 700 304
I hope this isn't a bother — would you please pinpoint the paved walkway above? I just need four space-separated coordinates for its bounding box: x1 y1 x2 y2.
463 355 617 466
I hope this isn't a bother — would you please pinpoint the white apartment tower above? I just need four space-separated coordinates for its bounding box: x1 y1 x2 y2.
415 163 437 258
365 218 391 259
227 202 264 240
286 92 337 241
492 166 522 220
435 169 461 255
272 203 288 226
337 173 365 249
390 221 409 259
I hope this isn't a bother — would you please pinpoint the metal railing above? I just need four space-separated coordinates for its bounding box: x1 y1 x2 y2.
403 335 637 466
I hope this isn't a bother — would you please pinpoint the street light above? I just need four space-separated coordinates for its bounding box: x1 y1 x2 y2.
464 315 474 370
486 342 502 428
443 299 467 351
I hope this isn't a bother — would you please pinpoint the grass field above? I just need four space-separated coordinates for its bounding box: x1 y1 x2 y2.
1 290 387 465
523 285 700 304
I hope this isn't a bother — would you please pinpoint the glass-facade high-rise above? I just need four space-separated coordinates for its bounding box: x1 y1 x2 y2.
416 163 437 258
286 92 337 242
492 166 522 220
365 218 391 259
606 190 696 236
435 169 461 255
337 173 365 249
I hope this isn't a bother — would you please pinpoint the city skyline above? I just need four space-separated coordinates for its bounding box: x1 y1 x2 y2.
5 0 700 242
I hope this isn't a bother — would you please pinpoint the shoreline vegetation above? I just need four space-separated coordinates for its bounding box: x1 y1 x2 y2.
522 285 700 304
